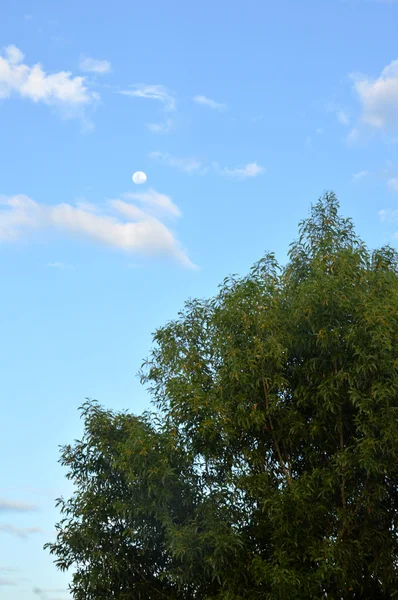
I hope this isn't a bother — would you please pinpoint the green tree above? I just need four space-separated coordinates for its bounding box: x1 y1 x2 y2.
45 192 398 599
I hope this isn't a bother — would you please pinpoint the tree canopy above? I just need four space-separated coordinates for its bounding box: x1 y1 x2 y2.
45 192 398 599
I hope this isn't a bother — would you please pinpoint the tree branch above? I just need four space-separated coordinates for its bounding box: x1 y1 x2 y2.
262 377 292 487
338 410 346 511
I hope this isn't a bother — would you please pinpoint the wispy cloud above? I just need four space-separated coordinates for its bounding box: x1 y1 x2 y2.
149 151 202 173
352 170 368 181
47 262 75 270
122 188 181 218
0 193 195 268
0 498 38 513
388 177 398 192
326 102 350 126
349 59 398 136
379 207 398 239
213 161 265 179
34 588 70 594
79 56 111 74
378 208 398 222
0 524 42 538
0 578 17 586
149 152 265 179
0 45 99 119
146 118 174 133
119 84 176 111
337 110 350 125
193 95 227 111
34 587 72 600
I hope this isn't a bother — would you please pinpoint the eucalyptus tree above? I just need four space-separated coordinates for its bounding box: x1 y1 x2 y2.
45 192 398 599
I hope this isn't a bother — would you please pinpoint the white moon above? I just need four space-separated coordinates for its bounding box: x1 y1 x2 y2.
132 171 147 185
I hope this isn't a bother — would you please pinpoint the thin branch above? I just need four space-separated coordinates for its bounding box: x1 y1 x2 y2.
262 377 292 486
338 411 346 511
337 400 348 550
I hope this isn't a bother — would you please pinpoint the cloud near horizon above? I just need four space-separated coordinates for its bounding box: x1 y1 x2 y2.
0 578 17 586
0 45 98 119
0 524 43 538
0 193 195 268
0 498 38 513
33 588 70 597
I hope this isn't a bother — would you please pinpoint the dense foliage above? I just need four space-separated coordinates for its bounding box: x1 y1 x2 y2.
45 192 398 599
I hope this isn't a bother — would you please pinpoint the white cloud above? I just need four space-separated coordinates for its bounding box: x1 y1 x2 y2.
74 200 98 213
0 524 42 538
316 128 324 135
79 56 111 74
0 45 98 118
350 59 398 134
147 118 174 133
0 498 38 512
119 84 175 111
193 95 227 111
352 170 368 181
107 200 148 221
5 45 24 65
388 177 398 191
149 151 202 173
0 193 194 268
122 188 181 218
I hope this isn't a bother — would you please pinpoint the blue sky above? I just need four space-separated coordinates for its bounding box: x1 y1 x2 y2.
2 0 398 597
